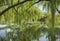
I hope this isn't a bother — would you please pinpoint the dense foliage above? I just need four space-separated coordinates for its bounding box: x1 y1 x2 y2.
0 0 60 41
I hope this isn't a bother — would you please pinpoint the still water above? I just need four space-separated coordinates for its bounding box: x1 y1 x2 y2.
0 25 60 41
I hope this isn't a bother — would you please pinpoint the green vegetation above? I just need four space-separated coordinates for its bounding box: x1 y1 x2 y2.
0 0 60 41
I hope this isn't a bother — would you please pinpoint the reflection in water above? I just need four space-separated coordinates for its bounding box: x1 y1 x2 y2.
0 26 60 41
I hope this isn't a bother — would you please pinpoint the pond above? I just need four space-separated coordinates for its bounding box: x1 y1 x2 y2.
0 24 60 41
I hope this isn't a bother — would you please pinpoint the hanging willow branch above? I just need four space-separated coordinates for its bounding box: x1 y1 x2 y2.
0 0 51 16
0 0 28 16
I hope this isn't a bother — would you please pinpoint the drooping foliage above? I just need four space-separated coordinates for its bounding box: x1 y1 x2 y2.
0 0 60 41
0 0 42 30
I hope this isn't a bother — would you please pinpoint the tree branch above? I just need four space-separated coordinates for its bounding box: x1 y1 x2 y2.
56 8 60 13
26 0 50 11
0 0 28 16
0 0 50 16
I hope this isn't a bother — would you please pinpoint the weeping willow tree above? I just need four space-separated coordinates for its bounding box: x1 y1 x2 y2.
0 0 60 28
0 1 43 31
0 0 60 41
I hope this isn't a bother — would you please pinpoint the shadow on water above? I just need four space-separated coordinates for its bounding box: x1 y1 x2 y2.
0 25 60 41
